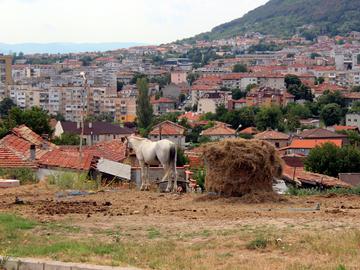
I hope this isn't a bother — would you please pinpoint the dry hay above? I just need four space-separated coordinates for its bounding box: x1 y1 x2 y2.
203 139 283 197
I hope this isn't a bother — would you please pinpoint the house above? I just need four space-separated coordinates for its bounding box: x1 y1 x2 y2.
299 118 321 128
54 121 133 146
346 113 360 129
330 125 359 133
239 127 259 136
0 125 58 162
200 122 236 141
38 139 127 173
254 129 290 148
151 97 176 115
162 83 182 102
283 139 343 156
149 121 186 149
296 128 348 144
246 87 293 107
228 99 247 111
197 92 231 114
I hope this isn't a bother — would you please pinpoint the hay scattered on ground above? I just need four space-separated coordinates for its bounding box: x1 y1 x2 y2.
203 139 283 197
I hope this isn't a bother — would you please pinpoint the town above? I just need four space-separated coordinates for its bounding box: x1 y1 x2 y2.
1 32 360 185
1 0 360 269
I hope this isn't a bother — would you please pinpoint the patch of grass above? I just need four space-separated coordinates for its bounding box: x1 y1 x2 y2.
336 265 347 270
147 228 161 239
47 172 99 191
246 236 268 250
0 214 37 231
0 168 37 185
287 186 360 196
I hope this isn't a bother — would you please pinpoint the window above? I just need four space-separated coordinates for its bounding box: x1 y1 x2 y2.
275 142 280 148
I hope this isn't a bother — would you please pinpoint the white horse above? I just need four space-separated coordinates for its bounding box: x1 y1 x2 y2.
126 134 178 192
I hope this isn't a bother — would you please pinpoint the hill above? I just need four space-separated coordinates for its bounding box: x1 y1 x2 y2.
190 0 360 41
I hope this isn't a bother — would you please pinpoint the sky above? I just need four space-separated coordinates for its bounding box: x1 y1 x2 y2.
0 0 268 44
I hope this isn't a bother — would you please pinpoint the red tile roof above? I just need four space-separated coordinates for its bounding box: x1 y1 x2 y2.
39 149 93 171
201 123 236 136
151 97 176 104
283 164 350 188
149 121 186 136
288 139 343 149
39 140 127 171
0 146 36 169
298 128 347 139
334 125 359 132
178 112 203 122
239 127 259 135
255 130 290 140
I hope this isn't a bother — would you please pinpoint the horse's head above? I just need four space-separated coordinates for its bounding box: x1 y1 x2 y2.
126 134 142 150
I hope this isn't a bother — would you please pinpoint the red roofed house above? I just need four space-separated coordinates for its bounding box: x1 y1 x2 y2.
284 139 343 156
201 122 236 141
296 128 348 144
149 121 186 149
151 97 176 115
254 129 290 148
239 127 259 136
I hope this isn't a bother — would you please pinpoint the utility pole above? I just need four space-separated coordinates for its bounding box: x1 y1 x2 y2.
79 72 88 165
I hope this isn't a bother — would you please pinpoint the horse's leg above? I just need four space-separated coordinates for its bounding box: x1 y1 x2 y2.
162 165 172 192
139 161 145 191
145 165 150 191
172 164 178 193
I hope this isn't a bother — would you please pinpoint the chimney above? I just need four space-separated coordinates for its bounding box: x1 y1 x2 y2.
30 144 36 161
88 122 92 129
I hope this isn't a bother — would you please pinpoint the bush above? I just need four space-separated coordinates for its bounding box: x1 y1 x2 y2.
193 168 206 190
0 168 37 185
246 236 268 250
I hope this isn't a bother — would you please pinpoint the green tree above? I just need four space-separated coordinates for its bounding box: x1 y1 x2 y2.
310 52 321 59
255 106 283 131
55 113 65 122
7 107 53 136
304 143 341 177
351 86 360 92
285 103 312 119
52 133 80 145
320 103 342 126
317 90 346 108
305 144 360 177
136 78 153 129
315 77 325 85
0 98 16 118
285 74 301 88
287 84 313 101
232 64 248 73
350 101 360 113
187 72 199 86
231 88 245 100
131 73 147 85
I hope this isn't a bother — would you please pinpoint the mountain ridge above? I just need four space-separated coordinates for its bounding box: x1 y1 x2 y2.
189 0 360 41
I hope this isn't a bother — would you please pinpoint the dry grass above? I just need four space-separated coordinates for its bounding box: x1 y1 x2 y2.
203 139 283 197
1 213 360 270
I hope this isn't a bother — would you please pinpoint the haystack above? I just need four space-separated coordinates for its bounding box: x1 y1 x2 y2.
203 139 283 197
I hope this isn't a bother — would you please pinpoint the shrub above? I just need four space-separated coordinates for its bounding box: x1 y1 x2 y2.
0 168 37 185
246 236 268 250
193 168 206 190
47 172 99 191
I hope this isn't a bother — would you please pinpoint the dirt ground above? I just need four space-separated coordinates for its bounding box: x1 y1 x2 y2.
1 183 360 270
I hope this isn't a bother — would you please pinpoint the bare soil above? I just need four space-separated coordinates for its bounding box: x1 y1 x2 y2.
1 183 360 269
